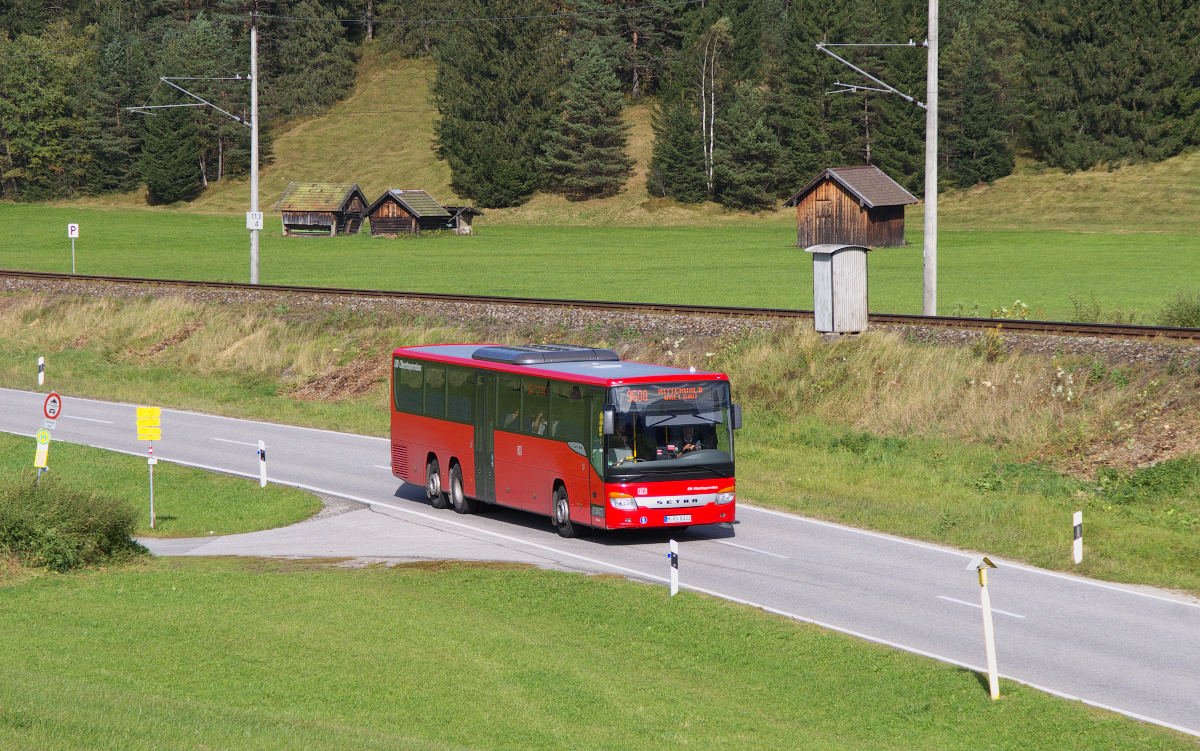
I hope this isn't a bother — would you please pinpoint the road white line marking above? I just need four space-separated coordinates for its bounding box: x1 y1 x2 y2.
2 427 1195 739
937 595 1026 619
713 540 788 559
373 465 392 470
741 503 1200 610
0 388 390 442
213 438 265 447
63 415 115 424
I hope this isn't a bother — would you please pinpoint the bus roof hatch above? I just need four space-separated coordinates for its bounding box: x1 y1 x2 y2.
472 344 620 366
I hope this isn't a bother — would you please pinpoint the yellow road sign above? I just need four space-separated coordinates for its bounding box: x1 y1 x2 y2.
136 417 160 428
36 429 51 445
136 407 161 419
137 428 162 441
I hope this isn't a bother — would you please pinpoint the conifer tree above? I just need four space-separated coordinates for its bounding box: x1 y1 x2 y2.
431 0 562 207
540 47 635 201
140 92 200 203
953 49 1013 187
646 97 705 203
713 87 781 211
82 21 152 194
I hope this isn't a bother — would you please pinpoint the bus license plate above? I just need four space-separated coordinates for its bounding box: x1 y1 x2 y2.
665 514 692 524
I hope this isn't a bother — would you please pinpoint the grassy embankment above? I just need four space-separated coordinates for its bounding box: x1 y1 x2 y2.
0 433 320 539
0 556 1194 750
3 292 1200 595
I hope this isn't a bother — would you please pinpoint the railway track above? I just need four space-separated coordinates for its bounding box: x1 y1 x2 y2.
4 267 1199 342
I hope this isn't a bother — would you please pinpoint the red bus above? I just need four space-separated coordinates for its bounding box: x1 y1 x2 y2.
390 344 742 536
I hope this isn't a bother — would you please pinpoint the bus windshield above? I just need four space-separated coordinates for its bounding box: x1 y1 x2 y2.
606 382 734 481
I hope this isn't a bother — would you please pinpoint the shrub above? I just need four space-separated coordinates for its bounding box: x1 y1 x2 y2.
989 300 1030 320
971 327 1006 362
1068 292 1143 324
1156 288 1200 328
1098 455 1200 504
0 475 145 572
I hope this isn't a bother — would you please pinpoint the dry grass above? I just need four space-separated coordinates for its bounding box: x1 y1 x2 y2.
720 323 1200 471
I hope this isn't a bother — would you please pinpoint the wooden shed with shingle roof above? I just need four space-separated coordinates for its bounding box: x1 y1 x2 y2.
366 189 452 236
783 166 918 248
273 182 369 236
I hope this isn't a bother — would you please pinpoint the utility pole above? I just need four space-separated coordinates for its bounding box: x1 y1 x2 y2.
250 19 260 285
923 0 938 316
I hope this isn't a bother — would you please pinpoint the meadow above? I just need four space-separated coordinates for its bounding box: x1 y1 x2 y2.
0 556 1191 750
0 432 320 538
3 202 1198 319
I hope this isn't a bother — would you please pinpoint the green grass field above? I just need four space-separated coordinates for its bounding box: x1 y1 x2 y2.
0 557 1190 750
0 432 320 537
3 203 1197 319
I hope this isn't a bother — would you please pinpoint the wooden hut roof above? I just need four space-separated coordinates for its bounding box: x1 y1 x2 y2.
272 183 366 213
783 166 918 209
443 205 484 218
367 189 451 219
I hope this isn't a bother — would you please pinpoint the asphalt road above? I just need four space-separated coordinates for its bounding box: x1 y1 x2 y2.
3 387 1198 735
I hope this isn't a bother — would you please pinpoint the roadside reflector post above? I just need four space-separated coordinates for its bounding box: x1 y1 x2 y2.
968 555 1000 700
38 356 44 386
148 445 156 528
137 407 162 529
1073 511 1083 564
668 539 679 596
258 440 267 488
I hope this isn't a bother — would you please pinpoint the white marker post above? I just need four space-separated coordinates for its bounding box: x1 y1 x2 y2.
38 356 44 386
668 539 679 596
968 555 1000 700
258 440 267 488
67 223 79 274
1073 511 1083 564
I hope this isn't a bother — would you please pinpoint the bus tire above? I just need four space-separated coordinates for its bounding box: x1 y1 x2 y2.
427 459 449 509
449 465 477 514
553 487 580 538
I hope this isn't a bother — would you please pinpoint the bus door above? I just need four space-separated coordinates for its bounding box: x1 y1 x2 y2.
588 387 606 513
473 372 496 503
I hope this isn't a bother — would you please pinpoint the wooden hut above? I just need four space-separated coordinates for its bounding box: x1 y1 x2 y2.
365 190 451 235
272 183 368 236
442 206 483 235
782 166 918 248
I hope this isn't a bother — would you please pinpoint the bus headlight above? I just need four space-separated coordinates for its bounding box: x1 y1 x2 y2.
608 492 638 511
716 491 735 505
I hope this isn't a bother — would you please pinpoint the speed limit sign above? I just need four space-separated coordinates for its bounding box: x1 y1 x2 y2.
44 392 62 420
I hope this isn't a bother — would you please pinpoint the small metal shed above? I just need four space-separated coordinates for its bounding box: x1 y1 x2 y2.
272 182 368 236
806 244 873 334
366 189 452 235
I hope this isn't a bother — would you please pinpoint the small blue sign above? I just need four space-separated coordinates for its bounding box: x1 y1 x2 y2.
639 516 648 525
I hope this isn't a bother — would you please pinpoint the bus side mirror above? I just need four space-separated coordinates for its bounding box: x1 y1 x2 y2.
602 406 615 435
731 404 743 430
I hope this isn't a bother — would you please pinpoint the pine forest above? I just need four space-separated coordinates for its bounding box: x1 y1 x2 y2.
2 0 1198 208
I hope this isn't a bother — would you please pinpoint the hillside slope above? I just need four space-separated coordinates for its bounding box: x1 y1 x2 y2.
50 52 1199 233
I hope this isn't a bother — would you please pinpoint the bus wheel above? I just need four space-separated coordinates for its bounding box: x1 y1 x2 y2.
553 488 579 538
427 459 449 509
449 465 478 515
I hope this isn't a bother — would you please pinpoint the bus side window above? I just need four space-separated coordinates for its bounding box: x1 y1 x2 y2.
424 365 446 417
550 382 586 443
394 359 423 413
587 388 605 476
497 375 521 432
523 379 550 435
446 365 474 423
